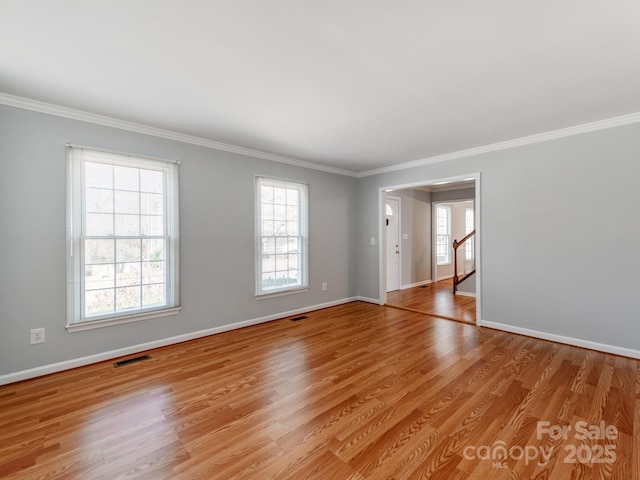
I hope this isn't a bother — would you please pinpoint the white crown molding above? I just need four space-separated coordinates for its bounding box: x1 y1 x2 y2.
0 92 357 177
357 111 640 178
4 92 640 179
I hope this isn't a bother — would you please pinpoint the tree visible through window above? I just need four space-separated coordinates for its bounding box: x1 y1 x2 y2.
67 147 179 326
256 176 308 296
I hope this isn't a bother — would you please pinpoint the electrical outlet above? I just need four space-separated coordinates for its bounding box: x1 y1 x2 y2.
30 328 45 345
322 282 328 291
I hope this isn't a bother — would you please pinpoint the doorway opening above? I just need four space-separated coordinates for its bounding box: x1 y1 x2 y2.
378 174 481 325
433 199 475 284
385 196 401 292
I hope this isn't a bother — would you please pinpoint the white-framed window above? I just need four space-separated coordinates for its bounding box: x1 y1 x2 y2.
66 146 180 331
436 204 451 266
465 207 475 261
255 176 308 297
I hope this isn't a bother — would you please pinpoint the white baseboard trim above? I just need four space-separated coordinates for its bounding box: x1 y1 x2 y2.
356 296 382 305
435 274 454 282
400 280 433 290
0 297 359 386
454 291 476 298
479 319 640 360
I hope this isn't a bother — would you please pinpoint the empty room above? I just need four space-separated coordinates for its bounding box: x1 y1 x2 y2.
1 1 639 479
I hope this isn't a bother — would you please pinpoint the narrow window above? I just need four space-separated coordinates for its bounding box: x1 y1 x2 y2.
256 176 308 296
465 207 474 261
436 204 451 266
67 147 179 329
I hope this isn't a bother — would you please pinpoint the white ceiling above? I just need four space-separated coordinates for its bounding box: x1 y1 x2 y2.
1 1 639 174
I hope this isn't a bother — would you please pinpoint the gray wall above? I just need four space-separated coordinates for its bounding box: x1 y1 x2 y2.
357 122 640 351
457 274 476 295
3 102 640 376
393 189 432 287
431 187 475 203
0 105 358 375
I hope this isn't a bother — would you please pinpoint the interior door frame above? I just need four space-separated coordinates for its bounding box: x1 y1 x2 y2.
385 195 401 292
378 173 482 326
432 198 474 282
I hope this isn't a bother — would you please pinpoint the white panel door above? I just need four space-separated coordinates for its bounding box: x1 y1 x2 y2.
386 197 400 292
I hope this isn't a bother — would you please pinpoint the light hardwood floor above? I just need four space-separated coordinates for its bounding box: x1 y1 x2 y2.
386 279 476 324
1 302 638 479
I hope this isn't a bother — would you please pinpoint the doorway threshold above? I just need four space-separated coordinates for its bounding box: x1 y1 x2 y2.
385 303 475 325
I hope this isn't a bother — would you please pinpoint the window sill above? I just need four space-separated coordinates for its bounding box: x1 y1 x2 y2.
255 287 309 300
66 307 181 333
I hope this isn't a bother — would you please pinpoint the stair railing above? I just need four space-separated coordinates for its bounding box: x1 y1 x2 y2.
452 229 476 293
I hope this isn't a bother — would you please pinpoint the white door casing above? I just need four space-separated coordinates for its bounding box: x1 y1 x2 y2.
386 197 400 292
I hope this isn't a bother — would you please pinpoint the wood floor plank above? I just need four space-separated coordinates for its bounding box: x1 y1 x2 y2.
386 279 476 323
0 301 638 479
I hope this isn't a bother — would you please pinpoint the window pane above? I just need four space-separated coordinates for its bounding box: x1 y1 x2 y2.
262 273 276 289
114 190 140 214
274 205 286 220
140 169 163 193
275 254 288 273
116 286 141 311
141 193 163 215
116 239 141 262
261 220 274 236
85 162 112 189
115 214 140 236
286 189 299 205
273 221 286 236
86 213 114 236
275 272 289 287
142 239 165 261
275 237 289 253
85 264 114 290
288 238 300 252
142 284 165 307
262 255 275 276
286 206 298 222
261 186 273 204
141 215 163 235
261 204 274 221
142 261 165 284
114 165 139 191
273 187 286 204
85 239 114 265
262 238 275 256
287 222 299 236
116 263 141 287
85 188 113 213
287 270 300 286
85 288 114 316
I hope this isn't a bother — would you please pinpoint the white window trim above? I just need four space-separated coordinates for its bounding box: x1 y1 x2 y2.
66 145 180 331
255 175 309 297
66 307 181 332
436 204 451 266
